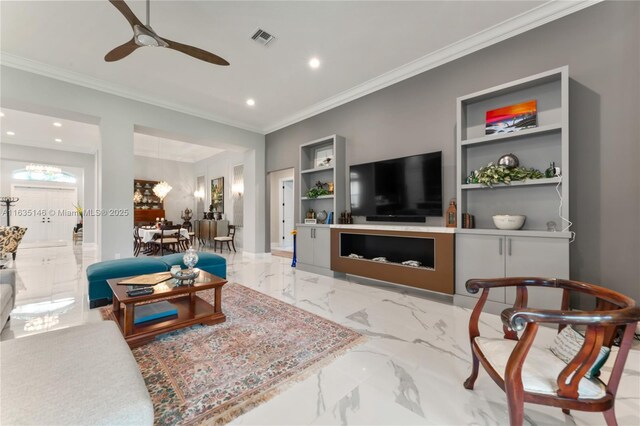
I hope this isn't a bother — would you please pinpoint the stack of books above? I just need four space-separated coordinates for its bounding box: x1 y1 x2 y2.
134 301 178 324
462 213 475 229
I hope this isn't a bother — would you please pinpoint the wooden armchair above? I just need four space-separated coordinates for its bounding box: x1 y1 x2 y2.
463 277 640 426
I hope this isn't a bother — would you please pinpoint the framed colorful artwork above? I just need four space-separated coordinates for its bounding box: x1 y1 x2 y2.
485 100 537 135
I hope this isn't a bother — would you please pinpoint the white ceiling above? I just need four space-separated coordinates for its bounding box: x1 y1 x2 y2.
134 132 222 162
0 107 100 154
0 107 222 162
0 1 594 133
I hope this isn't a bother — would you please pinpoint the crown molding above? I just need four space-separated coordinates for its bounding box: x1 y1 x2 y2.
0 52 265 134
1 0 600 136
264 0 601 134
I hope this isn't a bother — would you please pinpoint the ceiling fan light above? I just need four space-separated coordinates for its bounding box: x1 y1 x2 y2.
136 34 159 47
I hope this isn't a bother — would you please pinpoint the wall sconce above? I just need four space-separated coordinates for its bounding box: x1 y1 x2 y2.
193 189 205 199
232 182 244 197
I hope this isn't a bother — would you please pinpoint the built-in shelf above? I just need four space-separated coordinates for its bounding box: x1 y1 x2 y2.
456 228 571 239
296 223 331 228
300 195 335 200
461 177 561 190
301 166 334 174
461 123 562 146
331 224 455 233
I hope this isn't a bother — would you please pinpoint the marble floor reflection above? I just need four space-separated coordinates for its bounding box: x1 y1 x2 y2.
2 244 639 425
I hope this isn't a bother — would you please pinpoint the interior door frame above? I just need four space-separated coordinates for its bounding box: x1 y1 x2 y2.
278 176 295 248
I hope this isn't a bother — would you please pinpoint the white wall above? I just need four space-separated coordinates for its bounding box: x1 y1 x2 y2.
1 66 266 258
268 168 295 245
194 151 245 249
133 155 195 224
0 142 96 243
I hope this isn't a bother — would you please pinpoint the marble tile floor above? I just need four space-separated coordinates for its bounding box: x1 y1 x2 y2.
2 243 639 425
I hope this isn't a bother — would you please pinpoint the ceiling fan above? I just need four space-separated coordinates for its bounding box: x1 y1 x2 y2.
105 0 229 66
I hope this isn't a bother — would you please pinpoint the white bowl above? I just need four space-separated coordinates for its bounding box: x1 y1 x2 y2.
493 215 526 230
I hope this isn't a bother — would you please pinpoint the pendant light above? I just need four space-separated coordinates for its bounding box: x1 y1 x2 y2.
152 138 172 201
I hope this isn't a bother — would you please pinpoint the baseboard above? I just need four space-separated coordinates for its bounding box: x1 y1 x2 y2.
242 251 270 259
347 274 453 304
454 294 510 315
295 263 341 278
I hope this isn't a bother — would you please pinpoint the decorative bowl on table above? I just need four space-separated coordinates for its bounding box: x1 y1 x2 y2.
171 268 200 284
492 215 526 230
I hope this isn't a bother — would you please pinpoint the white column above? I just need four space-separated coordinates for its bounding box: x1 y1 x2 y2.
98 116 134 259
242 146 266 254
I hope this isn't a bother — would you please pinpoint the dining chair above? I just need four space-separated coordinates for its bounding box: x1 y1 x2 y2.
133 226 143 256
151 224 182 255
178 227 191 251
213 225 236 252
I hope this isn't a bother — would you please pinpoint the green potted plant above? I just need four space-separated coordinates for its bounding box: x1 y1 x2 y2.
467 162 544 187
306 181 331 199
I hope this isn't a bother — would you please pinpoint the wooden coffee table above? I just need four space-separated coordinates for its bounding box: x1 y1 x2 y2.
107 270 227 347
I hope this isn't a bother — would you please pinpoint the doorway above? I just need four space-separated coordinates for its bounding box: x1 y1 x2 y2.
11 185 78 246
279 178 294 249
268 168 295 256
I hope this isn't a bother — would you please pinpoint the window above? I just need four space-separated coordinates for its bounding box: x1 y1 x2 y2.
12 168 76 183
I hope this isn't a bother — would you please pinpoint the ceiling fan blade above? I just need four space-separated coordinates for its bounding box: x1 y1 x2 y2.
161 38 230 66
104 38 139 62
108 0 143 28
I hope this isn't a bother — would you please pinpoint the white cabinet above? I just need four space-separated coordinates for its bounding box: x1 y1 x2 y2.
297 227 315 265
313 227 331 268
456 232 569 309
296 225 331 273
454 67 571 313
456 234 506 302
504 236 568 309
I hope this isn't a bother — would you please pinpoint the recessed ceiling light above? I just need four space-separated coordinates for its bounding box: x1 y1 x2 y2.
246 98 255 106
6 131 15 136
53 122 62 127
54 138 62 143
309 57 320 69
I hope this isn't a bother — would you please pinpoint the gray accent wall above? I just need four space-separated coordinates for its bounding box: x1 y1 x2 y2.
265 2 640 303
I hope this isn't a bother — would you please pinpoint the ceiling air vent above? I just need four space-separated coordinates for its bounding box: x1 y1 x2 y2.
251 28 275 46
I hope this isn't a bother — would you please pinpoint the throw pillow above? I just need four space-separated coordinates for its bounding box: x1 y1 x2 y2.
549 326 610 379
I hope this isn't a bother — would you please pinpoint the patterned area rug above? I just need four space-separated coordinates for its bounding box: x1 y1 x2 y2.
103 283 364 425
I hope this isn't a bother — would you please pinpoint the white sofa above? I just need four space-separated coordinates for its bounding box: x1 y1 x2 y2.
1 321 154 425
0 267 15 330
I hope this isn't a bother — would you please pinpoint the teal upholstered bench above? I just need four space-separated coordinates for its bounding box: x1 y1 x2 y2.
86 253 226 308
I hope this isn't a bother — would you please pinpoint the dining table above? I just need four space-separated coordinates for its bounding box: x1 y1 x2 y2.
137 227 190 243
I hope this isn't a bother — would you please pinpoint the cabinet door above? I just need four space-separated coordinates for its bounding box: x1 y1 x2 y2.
456 234 506 303
313 227 331 269
297 227 314 265
200 220 210 242
505 237 569 310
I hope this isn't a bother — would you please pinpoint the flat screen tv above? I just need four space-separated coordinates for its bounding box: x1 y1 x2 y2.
349 151 442 218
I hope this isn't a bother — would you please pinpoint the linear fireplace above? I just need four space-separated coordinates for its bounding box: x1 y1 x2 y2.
330 226 454 294
339 233 435 270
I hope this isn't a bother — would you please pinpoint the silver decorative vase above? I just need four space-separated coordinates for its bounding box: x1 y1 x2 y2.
183 247 199 273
